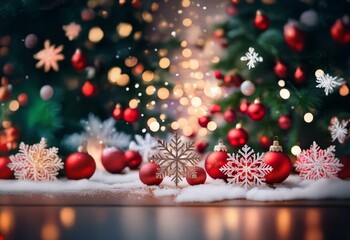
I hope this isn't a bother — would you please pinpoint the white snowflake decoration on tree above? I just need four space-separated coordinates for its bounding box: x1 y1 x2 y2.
8 138 63 181
129 133 158 162
328 117 349 144
151 132 200 186
295 142 343 180
220 145 272 189
240 47 263 69
316 73 344 96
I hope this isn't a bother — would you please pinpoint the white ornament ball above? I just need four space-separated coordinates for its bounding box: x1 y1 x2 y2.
240 80 255 96
40 85 54 100
300 10 318 27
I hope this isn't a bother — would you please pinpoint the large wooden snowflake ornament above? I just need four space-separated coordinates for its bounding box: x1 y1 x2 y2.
8 138 63 181
220 145 272 189
151 132 200 186
295 142 343 180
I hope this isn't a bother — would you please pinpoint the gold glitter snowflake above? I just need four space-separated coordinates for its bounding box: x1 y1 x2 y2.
34 40 64 72
63 22 81 41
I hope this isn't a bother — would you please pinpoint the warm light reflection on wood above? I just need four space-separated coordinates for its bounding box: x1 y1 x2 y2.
59 207 75 229
0 208 14 234
276 208 291 240
205 208 223 240
41 222 59 240
244 208 259 240
305 209 323 240
224 208 239 233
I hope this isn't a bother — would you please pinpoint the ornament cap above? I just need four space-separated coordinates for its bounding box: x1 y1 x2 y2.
214 139 227 152
269 136 283 152
254 98 261 104
78 140 88 153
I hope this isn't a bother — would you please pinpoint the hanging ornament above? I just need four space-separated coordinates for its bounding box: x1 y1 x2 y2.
124 150 142 169
0 156 14 179
240 80 255 96
81 81 96 97
224 108 236 123
139 162 163 185
5 126 20 143
123 107 140 123
294 67 306 85
17 93 28 106
81 8 96 21
65 141 96 179
227 124 249 148
3 63 14 76
263 137 293 184
198 115 211 128
210 104 221 114
338 156 350 179
24 33 38 49
40 85 54 100
274 61 288 78
205 140 228 180
112 104 124 120
239 99 250 114
186 166 207 185
247 99 266 121
0 77 11 102
195 140 208 153
284 22 306 52
259 135 271 148
330 17 350 44
71 49 88 71
278 115 292 130
214 70 224 80
300 10 319 27
224 72 243 87
254 10 270 31
101 147 126 173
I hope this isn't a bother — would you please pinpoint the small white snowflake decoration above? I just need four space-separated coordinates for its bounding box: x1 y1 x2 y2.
220 145 272 189
295 142 343 180
129 133 158 162
328 117 349 144
316 73 344 96
240 47 263 69
8 138 63 181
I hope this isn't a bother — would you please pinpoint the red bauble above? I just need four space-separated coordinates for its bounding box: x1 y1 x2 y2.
274 61 288 78
65 143 96 180
123 108 140 123
81 81 96 97
259 135 271 148
294 67 306 85
5 126 20 142
338 156 350 179
101 147 126 173
214 70 224 79
17 93 29 106
227 125 249 148
247 99 266 121
284 22 306 52
195 140 208 153
223 72 243 87
210 104 221 114
205 140 228 180
0 78 11 102
239 99 250 114
71 49 88 71
254 10 269 31
112 104 123 120
330 19 350 44
0 156 14 179
263 138 292 184
198 116 211 128
186 166 207 185
223 108 236 123
124 150 142 169
139 162 163 185
278 115 292 130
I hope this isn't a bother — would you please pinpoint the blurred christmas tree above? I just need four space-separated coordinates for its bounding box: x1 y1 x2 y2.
210 0 350 156
0 0 175 153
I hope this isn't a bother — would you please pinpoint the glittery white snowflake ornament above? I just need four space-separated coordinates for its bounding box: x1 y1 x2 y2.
295 142 343 180
129 133 158 162
328 117 349 144
8 138 63 181
220 145 272 189
316 73 344 96
240 47 263 69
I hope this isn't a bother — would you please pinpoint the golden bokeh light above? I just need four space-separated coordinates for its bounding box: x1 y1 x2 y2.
179 97 189 105
147 117 157 126
191 96 202 107
207 121 217 131
142 70 155 82
171 121 180 130
146 85 156 95
182 0 191 8
339 84 349 96
182 48 192 58
291 145 301 156
304 112 314 123
315 69 324 78
189 59 199 70
198 128 208 137
150 121 160 132
158 87 170 99
41 222 59 240
60 207 76 229
142 11 153 23
183 18 192 27
108 67 122 83
129 99 139 109
279 88 290 99
278 80 285 87
181 41 188 47
117 23 133 38
117 74 130 86
183 126 193 136
159 57 171 69
88 27 104 43
9 100 19 111
125 57 138 67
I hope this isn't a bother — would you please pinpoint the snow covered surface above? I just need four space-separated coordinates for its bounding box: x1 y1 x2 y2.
0 170 350 203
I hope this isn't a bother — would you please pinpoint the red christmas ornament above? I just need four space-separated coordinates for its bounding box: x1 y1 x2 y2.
278 115 292 130
223 108 236 123
186 166 207 185
205 140 228 180
330 18 350 44
81 81 96 97
214 70 224 80
17 93 29 106
5 126 20 142
274 61 288 78
294 67 306 85
259 135 271 148
81 8 95 21
123 107 140 123
65 141 96 180
284 22 306 52
0 77 11 102
338 156 350 179
0 156 14 179
247 99 266 121
112 104 123 120
254 10 270 31
227 124 249 148
124 150 142 169
195 140 208 153
210 104 221 114
198 115 211 128
139 162 163 185
239 99 250 114
263 137 293 184
101 147 126 173
71 49 88 71
3 63 14 76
